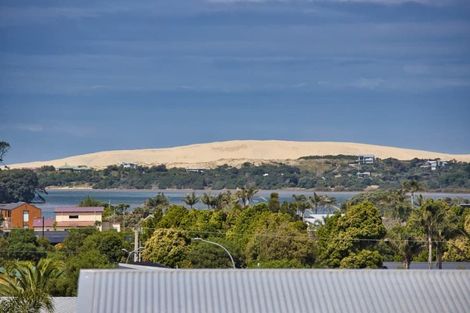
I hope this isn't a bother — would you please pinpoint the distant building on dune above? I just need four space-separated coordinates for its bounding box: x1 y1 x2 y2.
57 164 92 172
357 154 375 164
121 162 138 169
0 202 42 230
421 159 448 171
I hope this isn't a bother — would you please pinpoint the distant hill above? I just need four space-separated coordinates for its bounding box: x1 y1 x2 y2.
9 140 470 169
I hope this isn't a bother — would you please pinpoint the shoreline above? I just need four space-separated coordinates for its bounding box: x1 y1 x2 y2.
44 187 470 195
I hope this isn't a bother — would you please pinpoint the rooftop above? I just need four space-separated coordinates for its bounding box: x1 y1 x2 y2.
55 207 104 213
78 269 470 313
0 202 26 211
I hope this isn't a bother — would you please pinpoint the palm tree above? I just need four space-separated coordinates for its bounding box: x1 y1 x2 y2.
402 180 425 209
410 199 457 269
236 186 258 208
201 193 214 209
0 259 63 313
184 192 199 209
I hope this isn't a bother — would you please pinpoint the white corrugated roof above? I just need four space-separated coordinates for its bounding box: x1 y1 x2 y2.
77 269 470 313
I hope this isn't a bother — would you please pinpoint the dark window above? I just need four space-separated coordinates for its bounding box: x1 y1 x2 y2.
69 215 79 219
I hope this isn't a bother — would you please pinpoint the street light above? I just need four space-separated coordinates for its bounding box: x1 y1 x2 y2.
192 237 236 269
122 247 144 264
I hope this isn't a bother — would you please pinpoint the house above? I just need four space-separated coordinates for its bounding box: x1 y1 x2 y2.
57 164 92 173
77 269 470 313
54 207 104 231
121 162 137 169
357 154 375 164
0 202 42 230
33 217 56 231
421 159 448 171
356 171 371 178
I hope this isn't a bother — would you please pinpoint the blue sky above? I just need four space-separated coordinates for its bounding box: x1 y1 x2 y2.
1 0 469 163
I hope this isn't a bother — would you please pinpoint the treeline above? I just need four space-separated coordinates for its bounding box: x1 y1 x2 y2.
34 156 470 191
1 189 469 299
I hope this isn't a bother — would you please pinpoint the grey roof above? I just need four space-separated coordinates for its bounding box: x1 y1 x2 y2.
0 202 26 210
78 269 470 313
46 297 77 313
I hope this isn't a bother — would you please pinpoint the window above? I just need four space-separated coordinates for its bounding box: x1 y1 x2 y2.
69 215 79 219
23 210 29 228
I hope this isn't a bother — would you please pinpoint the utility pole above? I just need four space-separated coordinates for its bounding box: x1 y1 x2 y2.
134 228 139 263
42 216 45 238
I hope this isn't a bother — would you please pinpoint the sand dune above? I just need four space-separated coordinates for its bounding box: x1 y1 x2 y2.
9 140 470 169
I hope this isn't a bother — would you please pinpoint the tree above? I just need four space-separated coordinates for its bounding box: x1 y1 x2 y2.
339 250 383 269
201 193 215 209
50 249 112 296
236 186 258 208
4 230 45 261
386 225 422 269
409 199 458 269
316 201 386 268
0 141 9 164
183 192 199 209
0 169 41 203
60 228 98 257
81 231 127 263
0 259 63 313
268 192 280 212
142 228 191 268
402 180 425 209
145 193 169 211
78 196 106 207
157 205 188 229
292 194 309 219
245 212 314 267
188 237 240 269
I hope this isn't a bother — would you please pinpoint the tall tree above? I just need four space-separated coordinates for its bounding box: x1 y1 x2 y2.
402 180 425 209
0 141 10 164
184 192 199 209
0 259 63 313
0 169 41 203
145 193 169 211
236 186 258 208
386 225 422 269
200 193 217 209
409 199 458 269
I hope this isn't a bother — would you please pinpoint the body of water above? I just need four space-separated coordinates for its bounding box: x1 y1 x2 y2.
37 189 470 218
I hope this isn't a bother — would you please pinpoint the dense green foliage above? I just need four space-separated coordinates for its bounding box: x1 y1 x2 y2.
0 169 42 203
35 157 470 191
1 188 468 299
0 259 63 313
316 202 386 268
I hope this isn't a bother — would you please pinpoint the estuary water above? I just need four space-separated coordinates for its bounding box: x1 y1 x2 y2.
36 189 470 218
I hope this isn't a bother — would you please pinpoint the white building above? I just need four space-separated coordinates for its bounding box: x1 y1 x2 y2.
357 154 375 164
53 207 104 231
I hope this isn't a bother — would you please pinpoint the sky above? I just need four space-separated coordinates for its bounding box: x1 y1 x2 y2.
1 0 469 163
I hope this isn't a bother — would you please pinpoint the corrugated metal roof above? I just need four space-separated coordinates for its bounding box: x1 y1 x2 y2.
77 269 470 313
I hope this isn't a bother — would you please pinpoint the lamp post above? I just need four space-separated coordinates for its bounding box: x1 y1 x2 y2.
122 247 144 264
192 237 236 269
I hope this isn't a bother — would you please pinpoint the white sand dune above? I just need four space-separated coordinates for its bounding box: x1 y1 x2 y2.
9 140 470 169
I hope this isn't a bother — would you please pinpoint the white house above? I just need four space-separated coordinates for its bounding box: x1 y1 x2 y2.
357 154 375 164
